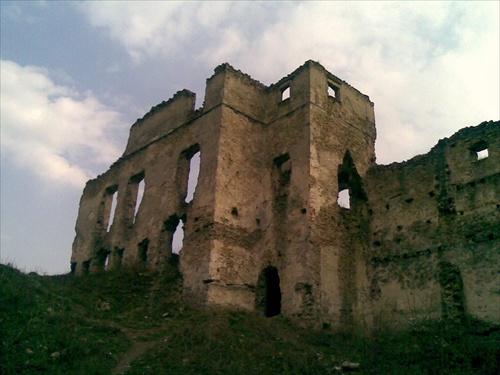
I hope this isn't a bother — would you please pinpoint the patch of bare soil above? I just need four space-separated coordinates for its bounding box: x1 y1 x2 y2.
111 326 165 375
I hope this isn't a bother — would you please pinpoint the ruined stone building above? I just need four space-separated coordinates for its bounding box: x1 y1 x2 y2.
71 61 499 328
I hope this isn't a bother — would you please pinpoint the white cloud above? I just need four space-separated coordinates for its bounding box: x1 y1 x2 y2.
0 60 123 188
80 2 499 164
251 2 499 163
80 2 196 63
79 2 278 64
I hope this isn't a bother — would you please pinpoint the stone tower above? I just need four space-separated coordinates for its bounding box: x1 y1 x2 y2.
71 61 376 326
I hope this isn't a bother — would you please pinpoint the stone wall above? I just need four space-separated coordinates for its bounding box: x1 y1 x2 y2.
71 61 499 329
366 121 499 326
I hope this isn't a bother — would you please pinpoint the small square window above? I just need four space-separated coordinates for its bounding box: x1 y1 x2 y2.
476 149 488 160
470 141 489 162
328 82 340 99
281 86 290 101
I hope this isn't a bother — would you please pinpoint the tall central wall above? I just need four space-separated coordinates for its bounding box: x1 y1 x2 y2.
193 61 377 322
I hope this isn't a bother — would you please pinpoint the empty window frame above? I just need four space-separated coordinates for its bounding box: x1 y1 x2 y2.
337 151 367 210
178 144 201 204
328 82 340 99
132 173 146 223
470 141 489 161
106 185 119 232
337 188 351 209
113 247 124 269
274 153 291 186
281 85 291 101
138 238 149 266
172 221 185 254
163 214 185 254
273 153 291 215
185 151 201 203
96 248 110 271
476 148 489 161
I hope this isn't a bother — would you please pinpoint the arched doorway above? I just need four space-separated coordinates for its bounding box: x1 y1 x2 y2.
256 266 282 317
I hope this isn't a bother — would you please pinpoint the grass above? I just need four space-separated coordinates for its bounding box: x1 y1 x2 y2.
1 262 498 374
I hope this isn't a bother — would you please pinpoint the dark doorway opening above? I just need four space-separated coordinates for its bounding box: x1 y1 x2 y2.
138 238 149 266
95 248 110 271
256 266 282 317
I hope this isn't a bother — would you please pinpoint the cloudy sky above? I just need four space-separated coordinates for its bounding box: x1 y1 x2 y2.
1 1 499 275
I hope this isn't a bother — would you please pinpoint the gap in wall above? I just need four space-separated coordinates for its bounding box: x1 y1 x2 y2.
185 151 201 203
338 189 350 209
107 190 118 232
172 221 185 254
133 178 146 222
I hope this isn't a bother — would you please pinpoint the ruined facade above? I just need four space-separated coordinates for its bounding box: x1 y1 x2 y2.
71 61 499 328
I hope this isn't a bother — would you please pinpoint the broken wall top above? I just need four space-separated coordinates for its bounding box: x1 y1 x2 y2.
122 60 375 157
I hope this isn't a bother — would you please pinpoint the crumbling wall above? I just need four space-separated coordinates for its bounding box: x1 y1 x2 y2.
204 67 269 310
71 61 499 330
262 65 315 319
366 121 500 326
304 63 376 328
71 82 223 307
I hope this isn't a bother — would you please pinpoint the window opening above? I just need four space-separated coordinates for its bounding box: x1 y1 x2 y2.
114 247 124 269
185 150 201 203
264 267 281 317
281 86 290 101
470 141 489 162
476 148 488 161
328 82 340 99
273 153 291 215
82 260 91 275
138 238 149 265
274 153 291 186
337 150 367 210
106 187 118 232
95 248 110 271
172 221 185 254
104 252 110 270
274 153 290 169
338 189 350 209
134 178 146 222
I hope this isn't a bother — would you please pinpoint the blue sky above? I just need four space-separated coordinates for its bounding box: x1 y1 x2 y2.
1 1 499 275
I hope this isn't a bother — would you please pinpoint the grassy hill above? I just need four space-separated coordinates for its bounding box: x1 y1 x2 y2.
1 262 498 374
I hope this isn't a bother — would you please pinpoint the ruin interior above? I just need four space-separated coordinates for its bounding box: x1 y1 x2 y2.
71 61 499 329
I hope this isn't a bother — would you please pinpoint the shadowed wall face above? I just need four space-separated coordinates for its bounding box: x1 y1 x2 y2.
366 121 500 326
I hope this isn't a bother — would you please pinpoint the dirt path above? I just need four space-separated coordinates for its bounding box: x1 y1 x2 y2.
109 323 167 375
112 338 160 375
86 318 167 375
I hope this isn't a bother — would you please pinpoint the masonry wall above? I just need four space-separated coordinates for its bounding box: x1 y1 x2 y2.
71 83 223 302
204 62 323 317
365 121 500 326
263 65 315 319
71 61 499 329
204 68 269 309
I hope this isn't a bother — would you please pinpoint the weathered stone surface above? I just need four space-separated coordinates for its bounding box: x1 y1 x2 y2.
365 122 500 327
71 61 499 329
